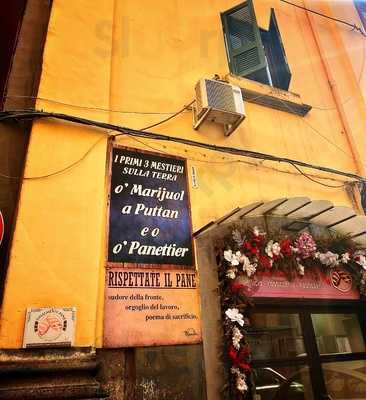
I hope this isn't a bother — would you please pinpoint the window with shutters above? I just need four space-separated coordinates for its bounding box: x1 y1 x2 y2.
221 1 291 91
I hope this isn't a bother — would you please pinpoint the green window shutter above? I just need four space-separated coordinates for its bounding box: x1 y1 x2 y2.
267 9 291 90
221 1 267 77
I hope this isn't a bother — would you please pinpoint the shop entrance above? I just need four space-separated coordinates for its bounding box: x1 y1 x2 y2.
249 299 366 400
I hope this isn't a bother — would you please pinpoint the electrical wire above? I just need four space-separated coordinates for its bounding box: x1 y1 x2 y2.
289 162 345 188
280 0 366 37
127 134 347 185
272 93 356 160
310 34 366 111
282 0 366 112
138 100 195 131
4 95 189 115
0 134 107 180
0 109 364 185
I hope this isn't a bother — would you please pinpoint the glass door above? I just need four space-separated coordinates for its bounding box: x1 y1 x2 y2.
248 302 366 400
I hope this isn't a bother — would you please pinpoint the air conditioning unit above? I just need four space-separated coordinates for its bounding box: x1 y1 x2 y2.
193 78 245 136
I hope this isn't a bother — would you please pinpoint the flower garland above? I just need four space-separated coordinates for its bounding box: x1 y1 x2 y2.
218 226 366 398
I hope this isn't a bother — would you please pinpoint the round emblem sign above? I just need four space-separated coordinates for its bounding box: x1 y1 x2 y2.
0 211 3 246
34 311 67 341
330 268 353 293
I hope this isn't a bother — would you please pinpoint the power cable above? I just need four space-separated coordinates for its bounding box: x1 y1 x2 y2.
128 135 346 185
289 162 345 188
0 134 107 180
285 0 366 111
272 93 356 160
4 95 189 115
0 109 364 184
280 0 366 37
138 100 195 131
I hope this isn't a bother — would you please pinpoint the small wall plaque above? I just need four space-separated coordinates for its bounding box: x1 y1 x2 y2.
23 307 76 348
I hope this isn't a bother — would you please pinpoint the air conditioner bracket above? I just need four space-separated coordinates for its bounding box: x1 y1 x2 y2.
193 102 211 131
224 115 245 136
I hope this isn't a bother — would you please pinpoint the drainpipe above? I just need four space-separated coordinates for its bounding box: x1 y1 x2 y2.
303 0 366 177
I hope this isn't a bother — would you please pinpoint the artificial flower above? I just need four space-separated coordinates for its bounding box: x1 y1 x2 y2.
265 240 274 258
318 251 339 267
295 232 317 259
228 344 252 372
232 327 243 350
297 263 305 276
232 229 245 246
259 254 273 269
341 252 350 263
280 238 293 257
253 226 266 237
226 269 237 279
225 308 245 326
243 241 260 257
230 283 246 293
224 250 241 266
354 251 366 269
242 256 257 277
265 240 281 260
236 374 248 393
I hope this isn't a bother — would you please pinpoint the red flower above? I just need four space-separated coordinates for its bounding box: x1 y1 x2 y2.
259 255 273 269
243 240 260 256
252 234 265 246
238 362 252 372
228 345 252 372
228 345 238 362
230 283 246 293
239 344 251 359
280 239 293 257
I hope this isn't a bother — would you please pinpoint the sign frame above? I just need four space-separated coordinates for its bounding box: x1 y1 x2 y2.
105 143 196 270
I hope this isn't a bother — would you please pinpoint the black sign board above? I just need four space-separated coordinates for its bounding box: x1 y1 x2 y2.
107 146 194 268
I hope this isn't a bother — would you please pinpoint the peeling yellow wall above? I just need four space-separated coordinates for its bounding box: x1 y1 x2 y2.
0 0 365 348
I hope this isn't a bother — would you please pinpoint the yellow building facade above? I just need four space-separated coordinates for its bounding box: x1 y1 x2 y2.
1 0 366 399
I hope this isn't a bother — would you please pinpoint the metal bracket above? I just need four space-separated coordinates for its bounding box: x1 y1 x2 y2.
223 115 245 136
192 102 211 131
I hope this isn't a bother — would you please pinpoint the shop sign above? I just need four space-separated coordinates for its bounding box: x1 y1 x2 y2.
0 210 4 246
241 268 359 300
104 268 202 347
104 146 201 347
107 146 194 268
23 307 76 348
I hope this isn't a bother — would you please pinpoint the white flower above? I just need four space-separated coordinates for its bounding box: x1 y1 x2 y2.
224 250 241 266
253 226 265 237
245 262 257 277
272 242 281 256
232 327 243 350
292 246 299 254
318 251 339 267
341 252 350 263
231 367 240 375
265 240 274 258
226 269 237 279
225 308 245 326
354 251 366 269
265 240 281 258
241 256 257 277
298 263 305 276
236 375 248 393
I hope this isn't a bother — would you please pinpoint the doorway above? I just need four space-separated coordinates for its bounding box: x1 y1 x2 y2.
249 299 366 400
